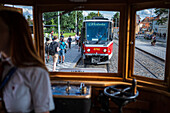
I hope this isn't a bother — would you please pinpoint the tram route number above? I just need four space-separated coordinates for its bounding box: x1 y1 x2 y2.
94 48 100 51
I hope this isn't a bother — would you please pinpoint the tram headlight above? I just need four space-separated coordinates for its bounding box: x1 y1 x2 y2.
103 49 107 52
87 49 90 52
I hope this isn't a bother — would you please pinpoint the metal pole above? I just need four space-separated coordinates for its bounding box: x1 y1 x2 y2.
58 11 60 38
75 11 77 35
115 18 117 35
166 9 169 40
115 18 117 28
151 9 153 31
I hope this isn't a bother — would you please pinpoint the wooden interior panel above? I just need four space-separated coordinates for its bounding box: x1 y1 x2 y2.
91 86 170 113
0 2 170 112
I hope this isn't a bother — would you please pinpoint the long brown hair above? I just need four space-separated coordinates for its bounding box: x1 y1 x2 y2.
0 10 47 71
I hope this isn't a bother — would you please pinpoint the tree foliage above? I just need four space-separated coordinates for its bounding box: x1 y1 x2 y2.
85 12 103 19
43 11 83 33
154 8 169 25
112 12 120 27
113 12 120 19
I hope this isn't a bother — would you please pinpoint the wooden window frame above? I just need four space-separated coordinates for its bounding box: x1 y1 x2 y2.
1 1 170 91
34 3 128 79
128 1 170 90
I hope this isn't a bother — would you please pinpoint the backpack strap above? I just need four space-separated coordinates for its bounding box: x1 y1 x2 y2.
0 67 17 90
0 67 17 112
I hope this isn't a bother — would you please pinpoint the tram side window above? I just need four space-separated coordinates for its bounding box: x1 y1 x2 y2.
134 8 169 80
3 4 35 44
43 10 120 74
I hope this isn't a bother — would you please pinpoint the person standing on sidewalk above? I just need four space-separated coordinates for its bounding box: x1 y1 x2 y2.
51 31 54 40
45 37 51 63
76 34 80 45
61 33 64 38
151 34 156 46
78 35 81 52
67 35 72 49
59 37 68 63
49 36 59 71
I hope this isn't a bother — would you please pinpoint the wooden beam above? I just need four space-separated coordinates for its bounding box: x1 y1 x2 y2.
128 4 136 78
33 5 44 60
119 4 131 81
165 8 170 91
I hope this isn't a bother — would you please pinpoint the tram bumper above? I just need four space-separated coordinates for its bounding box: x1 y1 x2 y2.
84 54 110 64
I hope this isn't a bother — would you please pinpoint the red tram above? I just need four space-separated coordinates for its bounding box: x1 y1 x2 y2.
81 17 114 64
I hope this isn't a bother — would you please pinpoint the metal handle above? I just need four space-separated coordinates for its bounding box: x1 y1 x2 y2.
130 41 133 45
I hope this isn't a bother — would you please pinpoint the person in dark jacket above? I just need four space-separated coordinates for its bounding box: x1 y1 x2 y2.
67 35 72 49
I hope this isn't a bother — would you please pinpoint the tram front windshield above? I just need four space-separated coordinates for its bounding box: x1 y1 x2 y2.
86 22 109 44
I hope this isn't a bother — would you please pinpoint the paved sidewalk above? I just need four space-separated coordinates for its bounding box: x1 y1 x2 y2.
45 41 81 72
135 40 166 60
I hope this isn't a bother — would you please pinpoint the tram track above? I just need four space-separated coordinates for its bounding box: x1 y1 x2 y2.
134 58 158 79
114 40 164 79
77 39 165 80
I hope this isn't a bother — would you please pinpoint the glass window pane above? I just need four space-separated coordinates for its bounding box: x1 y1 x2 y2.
4 4 35 44
43 11 120 73
134 8 169 80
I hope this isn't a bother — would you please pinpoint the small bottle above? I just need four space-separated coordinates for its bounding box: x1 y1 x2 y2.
132 78 137 96
66 81 71 94
80 83 86 94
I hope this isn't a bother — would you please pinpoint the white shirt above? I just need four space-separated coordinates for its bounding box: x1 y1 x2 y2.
76 36 80 40
1 58 55 113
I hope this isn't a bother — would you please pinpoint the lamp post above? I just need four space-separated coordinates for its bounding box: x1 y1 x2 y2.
75 11 77 34
58 11 60 38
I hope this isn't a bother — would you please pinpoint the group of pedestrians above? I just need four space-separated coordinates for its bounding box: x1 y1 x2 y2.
45 35 68 71
45 33 81 71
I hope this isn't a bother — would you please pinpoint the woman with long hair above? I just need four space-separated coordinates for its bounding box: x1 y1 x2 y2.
0 10 54 112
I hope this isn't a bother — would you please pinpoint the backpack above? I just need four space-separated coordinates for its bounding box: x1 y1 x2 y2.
60 42 67 53
45 42 50 54
49 42 58 55
60 42 66 49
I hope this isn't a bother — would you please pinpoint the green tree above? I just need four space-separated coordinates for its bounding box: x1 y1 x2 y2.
112 12 120 27
50 18 56 30
77 11 83 32
85 12 103 19
154 8 169 25
43 12 58 25
43 11 83 33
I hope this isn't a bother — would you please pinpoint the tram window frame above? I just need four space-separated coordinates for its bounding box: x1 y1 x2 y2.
128 2 170 86
38 4 125 78
2 4 36 48
2 1 170 90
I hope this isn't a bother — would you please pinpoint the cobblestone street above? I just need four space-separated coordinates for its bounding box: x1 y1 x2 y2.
135 39 166 60
45 37 166 80
134 39 166 80
77 38 165 80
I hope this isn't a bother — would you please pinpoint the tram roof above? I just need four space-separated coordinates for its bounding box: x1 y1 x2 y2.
83 20 112 23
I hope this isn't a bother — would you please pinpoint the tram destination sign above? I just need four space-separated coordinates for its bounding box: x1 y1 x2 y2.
87 22 108 27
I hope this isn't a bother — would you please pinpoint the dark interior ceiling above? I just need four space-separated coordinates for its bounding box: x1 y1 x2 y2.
1 0 170 6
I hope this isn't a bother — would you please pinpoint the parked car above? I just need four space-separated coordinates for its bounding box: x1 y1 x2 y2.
136 34 145 38
144 34 153 40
